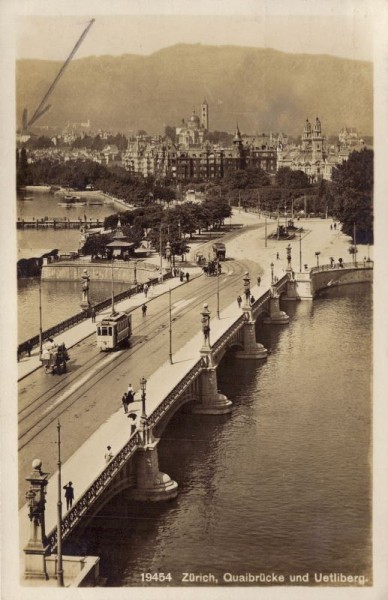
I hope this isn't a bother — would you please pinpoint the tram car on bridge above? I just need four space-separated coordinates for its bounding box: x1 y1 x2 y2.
212 242 226 261
96 311 132 351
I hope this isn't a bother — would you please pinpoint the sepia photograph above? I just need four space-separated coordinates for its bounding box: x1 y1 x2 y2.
1 0 387 598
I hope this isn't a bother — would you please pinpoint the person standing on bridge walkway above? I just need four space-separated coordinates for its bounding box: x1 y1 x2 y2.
105 446 114 463
237 295 242 309
63 482 74 510
257 276 261 286
91 306 96 323
143 283 149 298
142 304 147 317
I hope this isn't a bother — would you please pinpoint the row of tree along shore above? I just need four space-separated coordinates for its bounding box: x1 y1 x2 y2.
17 148 373 246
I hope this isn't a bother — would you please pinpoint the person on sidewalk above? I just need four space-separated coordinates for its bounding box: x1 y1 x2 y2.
250 295 255 305
276 252 280 260
105 446 113 464
91 306 96 323
143 283 149 298
142 304 147 317
180 270 184 282
237 295 242 308
63 482 74 510
257 276 261 286
122 392 129 413
148 284 154 299
128 412 137 435
185 272 190 282
127 384 135 404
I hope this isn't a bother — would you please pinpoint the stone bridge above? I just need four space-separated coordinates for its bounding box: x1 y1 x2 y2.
23 261 373 578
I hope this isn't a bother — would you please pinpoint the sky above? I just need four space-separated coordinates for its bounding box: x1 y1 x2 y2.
15 10 374 63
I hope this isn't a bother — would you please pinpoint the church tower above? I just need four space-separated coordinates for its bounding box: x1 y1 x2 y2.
302 118 312 150
312 116 324 160
201 99 209 131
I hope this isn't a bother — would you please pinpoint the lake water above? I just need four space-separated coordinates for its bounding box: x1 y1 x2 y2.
67 284 372 588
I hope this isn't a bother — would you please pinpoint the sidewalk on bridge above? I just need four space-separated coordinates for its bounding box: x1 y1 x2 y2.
18 276 268 578
17 266 203 381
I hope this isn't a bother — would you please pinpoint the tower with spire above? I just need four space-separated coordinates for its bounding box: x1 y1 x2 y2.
201 99 209 131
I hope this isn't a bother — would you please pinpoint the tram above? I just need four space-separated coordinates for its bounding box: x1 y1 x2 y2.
96 312 132 351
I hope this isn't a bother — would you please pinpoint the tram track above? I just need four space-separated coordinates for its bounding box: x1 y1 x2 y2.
18 259 248 450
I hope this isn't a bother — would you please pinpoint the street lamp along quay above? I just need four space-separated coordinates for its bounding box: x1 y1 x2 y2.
140 376 148 444
270 262 274 285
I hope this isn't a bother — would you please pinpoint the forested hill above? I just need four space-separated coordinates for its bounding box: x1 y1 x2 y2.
16 44 373 136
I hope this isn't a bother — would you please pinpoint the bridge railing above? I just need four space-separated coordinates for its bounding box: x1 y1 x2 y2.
46 431 142 553
310 260 374 275
147 360 204 428
18 272 172 356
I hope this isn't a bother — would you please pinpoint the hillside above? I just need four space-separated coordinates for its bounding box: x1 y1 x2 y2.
16 44 373 136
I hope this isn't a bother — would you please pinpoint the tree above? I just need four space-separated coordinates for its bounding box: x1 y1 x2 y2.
81 234 112 259
331 148 373 243
275 167 310 189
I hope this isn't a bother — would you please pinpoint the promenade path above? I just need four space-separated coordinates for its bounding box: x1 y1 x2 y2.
17 214 372 581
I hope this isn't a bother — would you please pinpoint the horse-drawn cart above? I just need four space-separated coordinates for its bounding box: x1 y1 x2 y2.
40 342 69 374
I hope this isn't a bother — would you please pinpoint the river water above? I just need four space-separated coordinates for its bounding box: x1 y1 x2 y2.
17 190 125 342
67 284 372 588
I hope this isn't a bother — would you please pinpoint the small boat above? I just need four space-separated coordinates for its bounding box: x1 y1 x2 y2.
58 194 86 207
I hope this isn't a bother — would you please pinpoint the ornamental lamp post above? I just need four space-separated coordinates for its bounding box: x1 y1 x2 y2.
133 260 138 286
165 240 172 271
243 271 251 307
140 376 147 444
201 303 211 348
270 262 274 284
286 243 292 270
216 260 220 319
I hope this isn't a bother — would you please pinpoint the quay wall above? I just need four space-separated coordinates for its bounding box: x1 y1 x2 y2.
311 265 373 296
41 261 161 284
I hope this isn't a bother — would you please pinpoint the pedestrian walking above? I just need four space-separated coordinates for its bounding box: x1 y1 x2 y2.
330 224 333 230
334 222 337 230
180 270 184 282
122 392 129 413
149 284 154 298
26 340 33 357
91 306 96 323
127 384 135 403
128 412 137 435
250 295 255 305
185 272 190 282
142 303 147 317
276 252 280 260
143 283 148 298
105 446 113 463
63 482 74 510
237 295 242 308
257 276 261 286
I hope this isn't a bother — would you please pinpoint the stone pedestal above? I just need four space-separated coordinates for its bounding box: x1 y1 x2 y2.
193 352 232 414
130 439 178 502
235 318 268 359
23 542 50 580
263 293 290 324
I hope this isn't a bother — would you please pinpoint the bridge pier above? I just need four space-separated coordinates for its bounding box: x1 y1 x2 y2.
191 348 232 414
263 290 290 324
235 310 268 360
130 437 178 502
